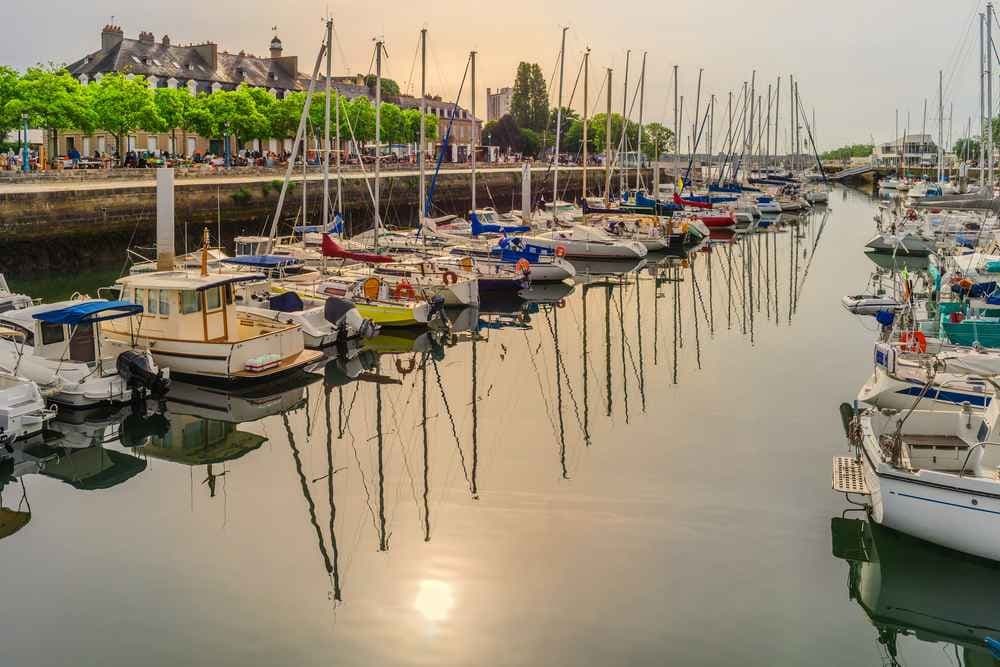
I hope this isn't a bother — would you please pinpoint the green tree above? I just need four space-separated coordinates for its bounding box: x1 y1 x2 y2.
5 65 94 159
379 102 405 145
544 106 579 151
363 75 400 100
485 114 522 154
402 108 438 143
642 122 674 159
89 72 160 163
0 66 20 138
511 62 549 132
954 138 981 161
152 87 192 154
197 87 267 154
820 143 874 161
520 127 540 157
242 86 277 142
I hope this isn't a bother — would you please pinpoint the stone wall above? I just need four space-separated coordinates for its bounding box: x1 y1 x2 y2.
0 168 644 275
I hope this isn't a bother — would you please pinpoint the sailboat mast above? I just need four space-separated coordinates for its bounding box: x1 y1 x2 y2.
989 2 995 188
766 84 772 171
583 47 590 199
419 29 427 225
672 65 678 189
604 68 613 205
636 52 646 192
552 27 568 215
981 12 986 186
708 94 715 182
323 18 332 229
938 69 944 184
774 76 780 171
471 49 478 213
374 40 383 252
621 50 631 195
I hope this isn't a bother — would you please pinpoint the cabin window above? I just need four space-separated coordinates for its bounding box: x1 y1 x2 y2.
135 289 146 313
159 290 170 315
180 290 200 314
2 322 33 346
224 284 233 305
204 287 222 311
147 289 158 315
40 322 65 346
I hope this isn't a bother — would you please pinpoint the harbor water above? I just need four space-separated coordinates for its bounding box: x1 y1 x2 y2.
3 187 995 666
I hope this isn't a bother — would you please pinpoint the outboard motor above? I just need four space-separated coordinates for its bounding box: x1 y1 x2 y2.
324 297 377 340
116 350 170 400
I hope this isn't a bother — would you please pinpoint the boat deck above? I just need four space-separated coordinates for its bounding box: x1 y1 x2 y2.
903 434 970 449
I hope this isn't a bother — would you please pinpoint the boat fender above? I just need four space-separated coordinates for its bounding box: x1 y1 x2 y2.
442 270 459 286
556 299 566 309
950 311 965 324
555 245 567 258
874 310 895 328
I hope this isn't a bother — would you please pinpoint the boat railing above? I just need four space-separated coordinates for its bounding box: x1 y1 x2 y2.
959 441 1000 478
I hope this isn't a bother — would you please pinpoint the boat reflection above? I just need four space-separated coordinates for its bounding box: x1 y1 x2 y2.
831 516 1000 666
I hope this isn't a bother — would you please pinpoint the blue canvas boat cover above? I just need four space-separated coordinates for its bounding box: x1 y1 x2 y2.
221 255 303 269
33 300 143 325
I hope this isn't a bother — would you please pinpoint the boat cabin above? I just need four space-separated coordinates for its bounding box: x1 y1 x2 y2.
0 300 143 370
0 275 34 314
112 272 265 343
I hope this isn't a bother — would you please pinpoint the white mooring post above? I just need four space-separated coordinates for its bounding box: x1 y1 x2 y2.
156 167 175 271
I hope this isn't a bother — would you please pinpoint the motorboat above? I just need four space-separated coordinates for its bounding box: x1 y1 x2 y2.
0 275 33 314
864 232 934 256
0 354 55 448
104 270 323 383
840 294 903 315
0 300 168 408
445 239 577 283
841 354 1000 561
523 225 648 260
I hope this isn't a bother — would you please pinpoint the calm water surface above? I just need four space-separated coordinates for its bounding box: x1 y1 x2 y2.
4 188 996 666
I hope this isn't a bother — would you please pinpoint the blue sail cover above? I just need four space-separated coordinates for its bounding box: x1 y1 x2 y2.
495 238 554 261
470 211 530 236
294 213 344 235
33 300 143 325
221 255 304 269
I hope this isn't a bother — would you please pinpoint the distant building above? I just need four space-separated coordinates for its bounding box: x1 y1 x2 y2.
873 134 939 168
55 25 483 162
486 87 513 122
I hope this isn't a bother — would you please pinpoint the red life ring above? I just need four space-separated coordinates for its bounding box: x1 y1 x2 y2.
442 270 459 285
899 330 927 353
393 280 417 300
555 245 567 258
515 258 531 274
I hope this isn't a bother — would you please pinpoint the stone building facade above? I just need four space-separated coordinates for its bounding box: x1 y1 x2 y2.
58 25 482 162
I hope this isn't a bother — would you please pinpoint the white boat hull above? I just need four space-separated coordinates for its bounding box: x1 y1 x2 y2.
525 235 647 260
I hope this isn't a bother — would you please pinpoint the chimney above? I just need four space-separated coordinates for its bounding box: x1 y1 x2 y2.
161 35 171 46
138 31 154 44
101 24 123 51
192 42 218 72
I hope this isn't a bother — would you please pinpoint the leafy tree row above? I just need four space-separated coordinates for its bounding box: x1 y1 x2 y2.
820 144 873 161
0 65 437 165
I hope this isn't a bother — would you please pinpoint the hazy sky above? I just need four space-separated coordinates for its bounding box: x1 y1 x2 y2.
0 0 993 150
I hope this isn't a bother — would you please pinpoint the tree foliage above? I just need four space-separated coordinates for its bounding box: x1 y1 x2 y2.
520 127 540 157
511 62 548 132
820 143 873 161
90 72 161 160
483 114 523 153
363 75 400 100
0 66 20 137
954 137 981 161
6 65 94 136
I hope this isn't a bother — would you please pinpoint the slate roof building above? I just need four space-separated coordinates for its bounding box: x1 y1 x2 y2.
58 25 483 162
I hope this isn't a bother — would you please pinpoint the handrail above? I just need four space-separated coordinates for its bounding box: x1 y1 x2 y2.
960 440 1000 477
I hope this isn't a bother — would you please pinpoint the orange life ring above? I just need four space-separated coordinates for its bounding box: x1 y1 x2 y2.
555 245 567 258
442 270 459 285
393 280 417 300
515 258 531 274
899 330 928 353
959 278 973 290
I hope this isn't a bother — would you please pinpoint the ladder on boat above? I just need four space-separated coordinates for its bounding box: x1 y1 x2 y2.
832 456 870 495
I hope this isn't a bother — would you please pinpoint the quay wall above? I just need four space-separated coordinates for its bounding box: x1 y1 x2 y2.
0 168 648 276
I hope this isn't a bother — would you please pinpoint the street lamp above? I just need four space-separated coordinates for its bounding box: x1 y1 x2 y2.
21 113 29 173
223 122 232 169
